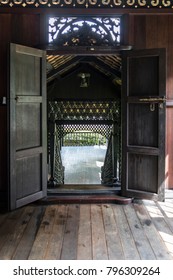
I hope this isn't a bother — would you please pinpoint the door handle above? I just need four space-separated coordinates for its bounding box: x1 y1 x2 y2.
139 97 166 111
139 96 166 103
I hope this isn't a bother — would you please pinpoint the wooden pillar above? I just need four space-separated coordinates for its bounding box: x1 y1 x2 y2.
48 121 56 187
112 122 118 182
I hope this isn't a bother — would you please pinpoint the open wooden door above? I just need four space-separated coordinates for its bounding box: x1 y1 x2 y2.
8 43 47 210
121 49 166 201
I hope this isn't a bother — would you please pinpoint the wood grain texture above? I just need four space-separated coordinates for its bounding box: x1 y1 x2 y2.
77 204 92 259
134 200 172 260
44 205 68 260
112 205 140 260
60 205 80 260
0 207 34 259
123 204 156 259
143 200 173 258
12 206 45 260
91 204 108 260
28 205 56 260
102 204 124 259
0 198 173 259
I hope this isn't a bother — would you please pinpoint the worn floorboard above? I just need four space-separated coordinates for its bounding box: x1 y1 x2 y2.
143 200 173 258
0 199 173 260
91 204 108 260
133 200 172 260
102 204 124 259
77 204 92 260
112 205 140 260
12 206 45 260
43 205 67 260
60 205 80 260
28 205 56 260
123 203 156 260
0 207 34 260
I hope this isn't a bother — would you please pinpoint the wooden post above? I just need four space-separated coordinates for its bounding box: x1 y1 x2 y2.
112 122 118 182
48 121 56 187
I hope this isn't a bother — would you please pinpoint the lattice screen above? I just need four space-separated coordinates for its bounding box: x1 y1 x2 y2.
56 123 113 141
48 100 120 122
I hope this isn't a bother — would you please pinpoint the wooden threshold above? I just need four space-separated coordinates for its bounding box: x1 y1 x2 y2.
39 194 132 205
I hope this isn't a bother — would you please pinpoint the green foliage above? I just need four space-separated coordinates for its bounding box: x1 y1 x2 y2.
63 132 107 146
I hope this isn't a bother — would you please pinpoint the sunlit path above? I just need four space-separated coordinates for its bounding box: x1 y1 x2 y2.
61 145 107 184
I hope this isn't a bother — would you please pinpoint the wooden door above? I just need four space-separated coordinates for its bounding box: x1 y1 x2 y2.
8 43 47 210
121 49 166 201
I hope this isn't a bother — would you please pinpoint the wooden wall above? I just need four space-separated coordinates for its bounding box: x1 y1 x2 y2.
0 12 173 209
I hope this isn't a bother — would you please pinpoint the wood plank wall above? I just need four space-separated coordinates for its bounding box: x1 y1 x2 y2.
126 15 173 189
0 12 173 209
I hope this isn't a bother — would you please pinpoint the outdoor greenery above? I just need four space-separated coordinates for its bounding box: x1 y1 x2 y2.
63 131 107 146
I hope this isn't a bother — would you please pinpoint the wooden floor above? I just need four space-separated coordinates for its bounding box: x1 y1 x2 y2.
0 196 173 260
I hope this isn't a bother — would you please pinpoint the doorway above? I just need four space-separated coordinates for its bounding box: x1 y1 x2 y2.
8 44 166 209
47 97 121 193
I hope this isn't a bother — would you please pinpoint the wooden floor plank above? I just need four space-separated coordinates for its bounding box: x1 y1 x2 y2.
1 195 173 260
112 205 140 260
91 204 108 260
102 204 124 259
12 206 45 260
0 212 9 228
143 200 173 258
123 204 156 260
0 208 24 252
44 205 68 260
0 206 35 260
60 205 80 260
157 201 173 232
28 205 57 260
133 200 172 260
77 205 92 260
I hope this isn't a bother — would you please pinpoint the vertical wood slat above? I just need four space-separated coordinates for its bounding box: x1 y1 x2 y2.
102 204 124 260
91 204 108 260
143 200 173 257
146 15 158 48
44 205 68 260
133 15 146 49
157 201 173 232
134 201 172 260
11 14 40 46
112 205 140 260
60 205 80 260
0 206 35 260
12 206 45 260
123 204 156 260
77 205 92 260
0 208 24 253
28 205 57 260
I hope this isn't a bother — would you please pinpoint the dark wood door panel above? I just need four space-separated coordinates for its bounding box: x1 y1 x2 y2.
9 43 47 210
129 56 159 96
121 48 166 201
128 103 158 147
